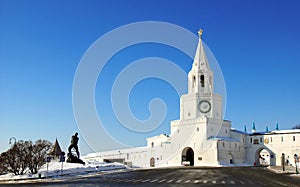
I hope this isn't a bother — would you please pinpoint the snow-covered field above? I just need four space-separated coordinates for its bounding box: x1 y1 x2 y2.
0 160 128 181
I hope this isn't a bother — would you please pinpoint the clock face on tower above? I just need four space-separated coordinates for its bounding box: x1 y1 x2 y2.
198 100 211 114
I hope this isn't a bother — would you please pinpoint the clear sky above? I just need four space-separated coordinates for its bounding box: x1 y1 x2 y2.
1 0 300 155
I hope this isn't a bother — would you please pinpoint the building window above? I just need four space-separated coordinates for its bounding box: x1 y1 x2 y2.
253 139 259 144
225 129 228 134
177 129 180 133
281 136 284 142
270 137 272 142
127 153 129 159
250 138 252 143
293 136 296 141
260 137 262 143
198 157 202 161
200 75 205 87
235 143 237 149
197 127 199 132
222 142 225 147
151 142 154 148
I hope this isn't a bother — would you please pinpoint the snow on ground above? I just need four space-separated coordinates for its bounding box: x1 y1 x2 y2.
0 160 127 181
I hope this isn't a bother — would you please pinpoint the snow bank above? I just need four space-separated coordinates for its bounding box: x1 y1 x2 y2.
0 160 127 181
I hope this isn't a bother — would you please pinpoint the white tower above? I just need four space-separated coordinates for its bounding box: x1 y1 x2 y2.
180 29 222 120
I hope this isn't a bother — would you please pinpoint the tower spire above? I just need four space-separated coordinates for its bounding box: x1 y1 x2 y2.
188 28 214 94
276 122 279 130
183 27 222 120
266 125 269 132
252 121 256 133
192 28 210 71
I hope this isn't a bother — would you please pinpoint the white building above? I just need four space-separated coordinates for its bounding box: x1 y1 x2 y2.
85 30 300 167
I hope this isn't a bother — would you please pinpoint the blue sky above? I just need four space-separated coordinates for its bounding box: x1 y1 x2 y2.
1 0 300 155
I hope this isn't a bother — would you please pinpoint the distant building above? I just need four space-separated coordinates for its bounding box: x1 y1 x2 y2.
48 138 63 159
85 30 300 167
246 129 300 166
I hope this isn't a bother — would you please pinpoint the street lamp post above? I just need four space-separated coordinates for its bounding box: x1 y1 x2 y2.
294 154 299 174
59 152 66 176
281 153 285 171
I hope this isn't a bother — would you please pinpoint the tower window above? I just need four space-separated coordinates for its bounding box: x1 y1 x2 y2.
200 75 205 87
293 136 296 141
192 76 196 88
151 142 154 148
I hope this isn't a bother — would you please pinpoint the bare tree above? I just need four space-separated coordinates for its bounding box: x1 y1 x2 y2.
292 124 300 129
28 140 52 174
0 139 52 175
0 141 28 175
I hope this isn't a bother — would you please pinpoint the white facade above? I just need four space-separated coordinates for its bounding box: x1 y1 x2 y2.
246 130 300 167
85 31 300 168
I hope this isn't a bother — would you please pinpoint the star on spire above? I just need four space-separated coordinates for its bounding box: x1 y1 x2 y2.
198 28 203 38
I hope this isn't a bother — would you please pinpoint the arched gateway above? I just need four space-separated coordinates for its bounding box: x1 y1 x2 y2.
182 147 194 166
255 147 275 166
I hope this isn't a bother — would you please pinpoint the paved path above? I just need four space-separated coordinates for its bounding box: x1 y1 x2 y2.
1 166 299 186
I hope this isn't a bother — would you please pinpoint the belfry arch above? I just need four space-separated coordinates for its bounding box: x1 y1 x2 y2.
200 75 205 87
192 75 196 88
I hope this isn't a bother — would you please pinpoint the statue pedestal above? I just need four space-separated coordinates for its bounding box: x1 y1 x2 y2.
66 153 85 165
